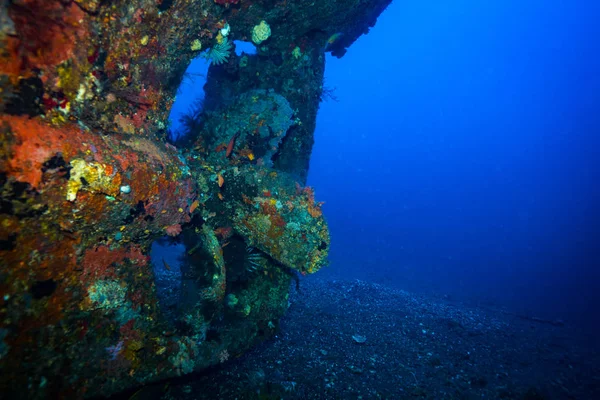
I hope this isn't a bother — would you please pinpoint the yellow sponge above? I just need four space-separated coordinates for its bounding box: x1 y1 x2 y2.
252 20 271 45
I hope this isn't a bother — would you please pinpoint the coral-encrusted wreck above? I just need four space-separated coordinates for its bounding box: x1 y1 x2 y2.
0 0 390 397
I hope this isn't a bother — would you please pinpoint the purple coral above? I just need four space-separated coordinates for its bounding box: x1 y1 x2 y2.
106 341 124 360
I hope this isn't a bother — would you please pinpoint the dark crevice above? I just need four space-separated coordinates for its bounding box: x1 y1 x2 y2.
31 279 57 299
0 233 17 251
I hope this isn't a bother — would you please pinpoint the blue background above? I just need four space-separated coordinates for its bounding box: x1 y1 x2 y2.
171 1 600 332
309 0 600 330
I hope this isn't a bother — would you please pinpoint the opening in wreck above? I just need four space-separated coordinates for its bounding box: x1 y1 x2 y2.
150 39 267 326
167 40 257 143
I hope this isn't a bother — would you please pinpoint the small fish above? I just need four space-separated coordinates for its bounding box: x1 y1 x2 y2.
189 199 200 213
162 258 171 271
214 226 233 239
217 173 224 188
226 132 239 158
188 242 201 255
324 32 343 51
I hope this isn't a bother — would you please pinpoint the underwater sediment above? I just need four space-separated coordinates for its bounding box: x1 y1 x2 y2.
0 0 390 397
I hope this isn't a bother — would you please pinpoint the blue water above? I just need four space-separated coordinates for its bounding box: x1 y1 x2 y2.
171 1 600 334
308 0 600 333
169 40 256 140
